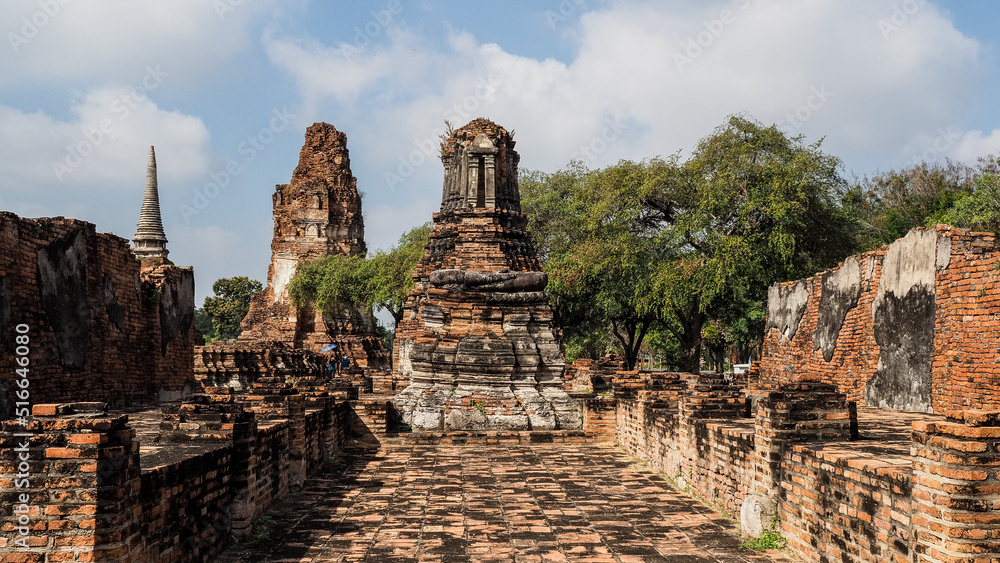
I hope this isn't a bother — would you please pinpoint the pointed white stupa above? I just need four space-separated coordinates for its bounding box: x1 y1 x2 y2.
132 146 171 263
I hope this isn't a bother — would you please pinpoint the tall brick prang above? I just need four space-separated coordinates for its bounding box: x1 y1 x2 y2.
240 123 387 368
393 118 581 431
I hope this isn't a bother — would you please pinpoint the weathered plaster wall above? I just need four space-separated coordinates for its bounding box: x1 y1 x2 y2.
765 279 811 341
0 213 195 411
761 225 1000 413
812 256 861 362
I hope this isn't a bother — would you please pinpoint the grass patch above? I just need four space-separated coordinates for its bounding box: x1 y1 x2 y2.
740 529 787 551
248 515 276 542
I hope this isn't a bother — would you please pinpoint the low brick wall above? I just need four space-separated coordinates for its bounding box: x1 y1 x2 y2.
781 445 912 563
613 370 1000 563
578 396 615 439
140 446 235 563
0 395 350 563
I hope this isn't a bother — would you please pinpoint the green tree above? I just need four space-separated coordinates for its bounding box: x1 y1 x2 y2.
288 223 431 328
366 223 432 326
202 276 263 340
523 159 680 370
841 159 976 251
193 307 218 342
934 157 1000 233
522 115 853 372
643 116 853 370
288 254 368 315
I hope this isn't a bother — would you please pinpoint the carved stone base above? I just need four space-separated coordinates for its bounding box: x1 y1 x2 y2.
395 382 582 431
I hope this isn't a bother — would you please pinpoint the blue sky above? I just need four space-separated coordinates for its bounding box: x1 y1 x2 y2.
2 0 999 310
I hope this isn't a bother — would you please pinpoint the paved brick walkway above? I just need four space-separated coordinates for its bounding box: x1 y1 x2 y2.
217 443 782 563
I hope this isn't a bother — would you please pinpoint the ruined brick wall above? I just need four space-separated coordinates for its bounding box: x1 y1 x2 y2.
0 396 350 562
760 225 1000 414
240 123 387 369
0 213 195 414
193 341 327 391
564 354 624 393
0 404 141 561
139 447 235 563
931 227 1000 413
247 422 291 521
780 444 912 563
613 373 756 517
609 376 950 563
579 396 616 438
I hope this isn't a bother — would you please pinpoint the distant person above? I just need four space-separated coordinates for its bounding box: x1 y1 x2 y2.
341 357 350 373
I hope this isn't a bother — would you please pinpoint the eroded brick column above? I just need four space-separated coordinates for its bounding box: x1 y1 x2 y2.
242 376 307 487
912 409 1000 562
754 381 853 495
679 372 747 421
228 412 257 538
0 403 140 562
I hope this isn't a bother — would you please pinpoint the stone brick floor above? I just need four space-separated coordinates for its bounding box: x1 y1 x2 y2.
216 442 785 563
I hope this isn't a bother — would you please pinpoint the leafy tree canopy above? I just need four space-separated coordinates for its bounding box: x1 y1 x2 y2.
366 223 432 325
841 159 977 250
193 307 218 343
287 223 432 328
522 115 854 372
202 276 263 340
933 159 1000 234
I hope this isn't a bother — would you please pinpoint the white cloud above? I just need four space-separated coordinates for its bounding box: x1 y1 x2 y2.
0 84 211 188
951 129 1000 162
265 0 984 181
0 0 281 87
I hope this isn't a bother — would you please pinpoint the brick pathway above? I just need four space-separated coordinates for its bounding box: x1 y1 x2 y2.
217 443 783 563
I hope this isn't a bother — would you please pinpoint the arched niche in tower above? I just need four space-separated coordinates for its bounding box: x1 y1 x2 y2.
465 133 498 209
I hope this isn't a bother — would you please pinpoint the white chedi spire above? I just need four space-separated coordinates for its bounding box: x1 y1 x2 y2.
132 146 170 262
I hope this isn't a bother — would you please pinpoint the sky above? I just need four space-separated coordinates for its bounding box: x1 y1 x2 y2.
2 0 999 310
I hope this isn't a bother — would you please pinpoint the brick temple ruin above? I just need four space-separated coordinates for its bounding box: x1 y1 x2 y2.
240 122 387 369
393 118 581 431
4 123 1000 563
760 225 1000 414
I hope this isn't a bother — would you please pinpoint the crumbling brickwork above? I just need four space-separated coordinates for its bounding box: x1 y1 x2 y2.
760 225 1000 414
393 118 581 431
0 213 195 413
241 123 387 369
563 353 624 394
0 392 349 562
193 341 327 392
609 372 1000 563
